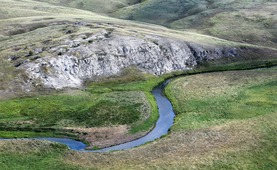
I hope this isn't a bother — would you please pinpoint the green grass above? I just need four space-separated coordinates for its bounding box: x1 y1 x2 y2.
130 92 159 133
35 0 139 14
166 67 277 131
0 67 276 169
0 140 78 170
131 0 276 47
87 68 162 133
0 67 162 139
202 114 277 170
0 131 54 138
88 73 164 93
61 67 276 169
0 91 151 129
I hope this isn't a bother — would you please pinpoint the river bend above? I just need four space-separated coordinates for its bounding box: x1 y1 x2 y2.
0 81 175 152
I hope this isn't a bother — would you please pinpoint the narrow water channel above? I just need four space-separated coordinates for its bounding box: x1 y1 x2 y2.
0 80 175 152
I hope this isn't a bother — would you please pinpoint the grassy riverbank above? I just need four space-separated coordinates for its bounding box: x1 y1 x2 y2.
0 68 161 149
165 67 277 131
0 91 151 132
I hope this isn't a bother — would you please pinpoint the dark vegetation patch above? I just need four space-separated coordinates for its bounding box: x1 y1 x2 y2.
6 23 48 36
0 91 145 129
81 100 141 126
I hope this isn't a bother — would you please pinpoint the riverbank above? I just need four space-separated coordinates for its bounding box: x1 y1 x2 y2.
66 66 277 169
0 81 175 152
0 67 165 149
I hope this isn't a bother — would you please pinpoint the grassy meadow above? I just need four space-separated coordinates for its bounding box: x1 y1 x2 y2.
166 67 277 131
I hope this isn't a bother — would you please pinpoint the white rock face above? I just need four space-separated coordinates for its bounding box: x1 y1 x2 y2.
24 31 237 89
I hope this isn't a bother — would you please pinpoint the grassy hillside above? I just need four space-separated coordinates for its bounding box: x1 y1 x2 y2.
114 0 276 46
35 0 141 14
35 0 277 48
3 0 275 99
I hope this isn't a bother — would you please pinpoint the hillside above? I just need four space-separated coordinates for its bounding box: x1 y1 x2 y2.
1 0 276 99
35 0 277 48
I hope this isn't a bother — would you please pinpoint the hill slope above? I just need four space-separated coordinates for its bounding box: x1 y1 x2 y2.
2 0 276 98
35 0 277 48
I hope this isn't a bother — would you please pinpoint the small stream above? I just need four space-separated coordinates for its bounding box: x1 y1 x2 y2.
0 80 175 152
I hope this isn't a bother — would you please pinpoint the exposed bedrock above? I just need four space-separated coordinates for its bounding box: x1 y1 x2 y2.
23 30 240 89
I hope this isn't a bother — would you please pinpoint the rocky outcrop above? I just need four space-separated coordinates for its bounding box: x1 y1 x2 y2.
23 30 238 89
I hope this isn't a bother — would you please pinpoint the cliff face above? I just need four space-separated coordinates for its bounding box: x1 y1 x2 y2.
23 30 238 89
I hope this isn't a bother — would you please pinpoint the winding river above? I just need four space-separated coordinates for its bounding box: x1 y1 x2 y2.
0 80 175 152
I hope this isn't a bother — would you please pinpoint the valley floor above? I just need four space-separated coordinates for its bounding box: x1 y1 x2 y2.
0 67 276 169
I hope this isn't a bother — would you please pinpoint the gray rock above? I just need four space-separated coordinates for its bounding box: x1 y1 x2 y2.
23 31 238 89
